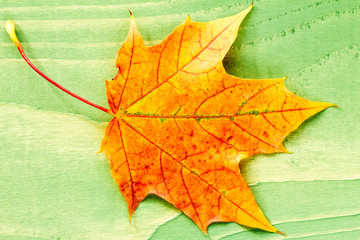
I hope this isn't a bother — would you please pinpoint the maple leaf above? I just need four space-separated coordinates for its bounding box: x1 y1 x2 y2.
99 5 333 234
5 4 334 236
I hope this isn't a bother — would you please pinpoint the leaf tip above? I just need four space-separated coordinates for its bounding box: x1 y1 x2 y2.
276 230 287 236
128 213 138 229
186 15 191 22
277 144 292 154
323 102 337 110
245 2 254 13
128 209 135 223
237 2 253 17
283 148 293 154
128 9 133 19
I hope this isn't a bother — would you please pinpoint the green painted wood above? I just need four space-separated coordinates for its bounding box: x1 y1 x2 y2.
0 103 179 240
1 0 359 239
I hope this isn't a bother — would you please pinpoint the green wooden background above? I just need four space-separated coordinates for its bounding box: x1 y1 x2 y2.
1 0 359 239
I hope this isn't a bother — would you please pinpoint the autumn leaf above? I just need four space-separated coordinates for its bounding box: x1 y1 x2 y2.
98 5 333 234
5 4 335 236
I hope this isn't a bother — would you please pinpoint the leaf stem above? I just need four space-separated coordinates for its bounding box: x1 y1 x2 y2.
5 20 114 116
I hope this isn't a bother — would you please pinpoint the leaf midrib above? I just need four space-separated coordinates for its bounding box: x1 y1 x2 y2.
122 107 324 119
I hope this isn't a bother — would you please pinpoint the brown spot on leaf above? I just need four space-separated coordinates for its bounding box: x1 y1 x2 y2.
263 131 269 138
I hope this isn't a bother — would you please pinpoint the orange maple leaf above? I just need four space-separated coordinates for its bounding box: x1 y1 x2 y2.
99 5 333 234
5 4 334 236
